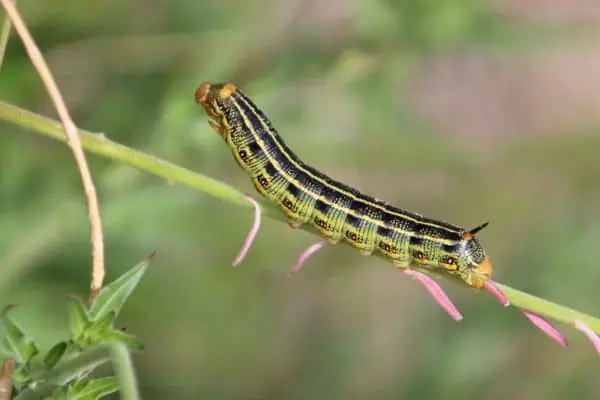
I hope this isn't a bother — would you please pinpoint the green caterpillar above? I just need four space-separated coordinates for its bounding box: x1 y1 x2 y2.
195 82 493 288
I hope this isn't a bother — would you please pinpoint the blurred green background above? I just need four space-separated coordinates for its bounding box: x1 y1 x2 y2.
1 0 600 398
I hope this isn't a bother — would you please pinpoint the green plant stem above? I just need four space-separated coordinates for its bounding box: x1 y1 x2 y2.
495 282 599 329
108 342 140 400
0 100 599 335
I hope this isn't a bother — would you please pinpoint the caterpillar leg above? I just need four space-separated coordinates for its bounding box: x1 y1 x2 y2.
287 219 303 229
232 195 262 267
208 120 225 136
391 258 410 269
288 240 328 276
402 269 463 322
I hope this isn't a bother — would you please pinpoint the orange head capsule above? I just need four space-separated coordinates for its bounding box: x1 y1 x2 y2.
456 227 493 288
194 82 212 105
430 223 493 288
195 82 238 136
195 82 237 106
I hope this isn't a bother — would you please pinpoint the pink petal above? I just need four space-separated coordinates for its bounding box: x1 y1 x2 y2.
403 269 463 322
522 311 568 347
288 240 327 276
574 320 600 356
232 195 262 267
484 280 510 307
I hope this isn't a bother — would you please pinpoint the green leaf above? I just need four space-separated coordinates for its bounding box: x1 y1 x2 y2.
11 365 30 391
67 296 91 339
0 337 12 356
98 330 144 352
28 345 110 388
1 309 30 363
67 376 118 399
19 337 39 365
88 258 150 321
43 342 68 369
50 386 68 400
88 312 115 336
66 380 86 393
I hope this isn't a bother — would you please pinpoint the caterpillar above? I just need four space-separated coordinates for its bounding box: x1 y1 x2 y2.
194 82 493 289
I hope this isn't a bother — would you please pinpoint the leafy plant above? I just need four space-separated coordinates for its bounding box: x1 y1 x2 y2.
0 257 150 399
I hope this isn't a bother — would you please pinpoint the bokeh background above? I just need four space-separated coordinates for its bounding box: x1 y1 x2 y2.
1 0 599 398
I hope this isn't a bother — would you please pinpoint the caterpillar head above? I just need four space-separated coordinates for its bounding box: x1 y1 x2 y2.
445 223 493 288
195 82 237 135
455 237 492 289
413 223 492 288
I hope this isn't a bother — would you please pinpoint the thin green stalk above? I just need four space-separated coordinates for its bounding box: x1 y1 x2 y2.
0 100 282 218
108 342 140 400
495 283 599 330
0 100 598 334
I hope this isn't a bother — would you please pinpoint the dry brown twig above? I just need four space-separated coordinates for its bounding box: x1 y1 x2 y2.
0 0 105 304
0 360 13 400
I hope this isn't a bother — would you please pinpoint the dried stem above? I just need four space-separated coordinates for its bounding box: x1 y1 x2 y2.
0 0 14 72
0 360 13 400
0 0 105 303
